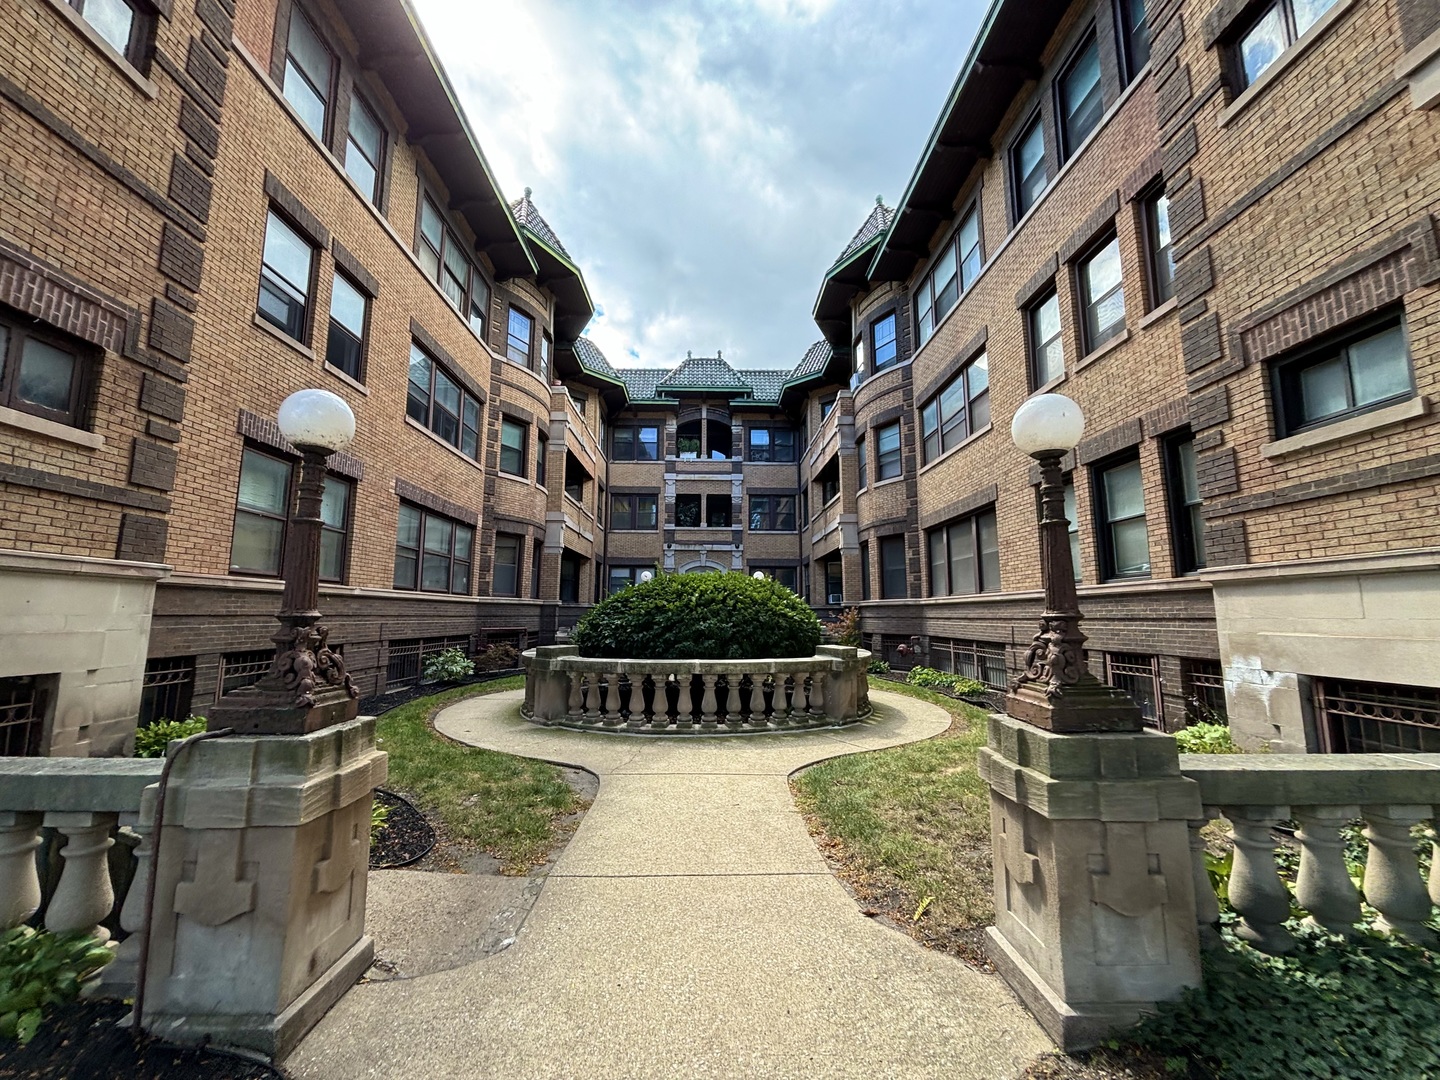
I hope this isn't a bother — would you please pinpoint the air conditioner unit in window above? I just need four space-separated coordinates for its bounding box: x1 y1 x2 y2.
827 592 843 605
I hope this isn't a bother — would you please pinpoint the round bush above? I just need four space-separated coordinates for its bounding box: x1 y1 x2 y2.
572 572 822 660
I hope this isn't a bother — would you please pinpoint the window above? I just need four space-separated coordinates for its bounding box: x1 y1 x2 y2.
820 396 836 420
859 541 871 600
507 308 533 365
871 312 898 370
325 271 367 380
611 493 659 530
927 509 1000 596
559 551 582 603
706 494 730 528
563 455 585 504
393 503 472 594
230 448 291 576
747 427 796 462
282 9 333 140
417 195 486 318
535 431 548 488
1078 234 1125 353
1012 114 1048 218
407 343 482 459
920 353 990 462
318 473 351 582
67 0 148 65
749 495 796 532
570 390 588 417
875 422 902 480
257 210 314 341
1105 653 1161 726
0 315 88 427
469 278 490 338
1057 33 1103 160
1183 658 1228 724
1316 677 1440 754
1095 456 1150 579
540 333 552 382
856 436 867 489
1144 192 1175 307
824 557 845 604
675 494 702 528
1272 315 1412 436
1166 435 1205 573
220 649 273 696
608 565 649 594
1063 477 1083 583
139 657 194 727
816 456 841 505
879 535 907 599
531 540 543 599
344 95 385 203
499 418 527 476
753 566 799 592
492 533 521 596
1115 0 1151 82
931 639 1008 690
1235 0 1339 89
612 425 660 461
916 205 982 345
1029 291 1065 389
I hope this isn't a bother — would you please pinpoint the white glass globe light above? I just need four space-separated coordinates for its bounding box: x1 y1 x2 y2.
277 389 356 452
1011 393 1085 455
639 570 654 583
753 571 765 580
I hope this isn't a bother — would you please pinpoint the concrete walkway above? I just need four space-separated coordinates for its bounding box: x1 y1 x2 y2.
288 688 1050 1079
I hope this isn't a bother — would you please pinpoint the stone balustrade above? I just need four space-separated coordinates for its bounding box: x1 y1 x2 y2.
1180 753 1440 954
523 645 872 733
0 756 164 998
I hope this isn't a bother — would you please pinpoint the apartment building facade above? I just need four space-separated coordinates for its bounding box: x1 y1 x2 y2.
2 0 1435 756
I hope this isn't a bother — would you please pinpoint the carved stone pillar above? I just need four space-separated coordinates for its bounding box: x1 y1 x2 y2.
978 713 1202 1051
141 716 387 1058
43 812 117 942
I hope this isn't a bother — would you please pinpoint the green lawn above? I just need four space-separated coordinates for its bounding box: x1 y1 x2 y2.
791 680 995 957
375 676 582 873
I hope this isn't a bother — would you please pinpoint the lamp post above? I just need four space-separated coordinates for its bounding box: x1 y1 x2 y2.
210 389 361 735
1006 393 1141 732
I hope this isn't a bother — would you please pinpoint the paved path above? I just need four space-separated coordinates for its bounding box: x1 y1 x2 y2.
288 689 1050 1079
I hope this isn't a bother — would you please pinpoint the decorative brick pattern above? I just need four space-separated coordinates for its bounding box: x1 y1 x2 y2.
263 171 329 246
0 240 130 352
236 410 365 480
1181 312 1223 372
1152 10 1186 67
1076 419 1143 466
1163 124 1199 181
1156 62 1193 127
148 299 195 363
1187 386 1231 431
147 420 182 442
178 96 220 159
412 318 486 402
185 37 228 106
130 441 179 492
1195 447 1238 498
1141 398 1190 437
139 375 187 423
196 0 234 42
168 155 213 223
1202 519 1248 566
916 325 988 403
1121 150 1164 202
331 239 379 296
1168 179 1207 241
158 224 205 291
1016 253 1059 309
920 483 998 530
0 463 170 513
394 477 480 526
1174 245 1214 306
117 514 169 562
1209 454 1440 516
1058 191 1121 264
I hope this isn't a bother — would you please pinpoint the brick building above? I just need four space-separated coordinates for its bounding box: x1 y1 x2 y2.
1 0 1436 756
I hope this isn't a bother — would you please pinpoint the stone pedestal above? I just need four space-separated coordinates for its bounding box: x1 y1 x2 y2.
140 717 387 1059
977 714 1203 1051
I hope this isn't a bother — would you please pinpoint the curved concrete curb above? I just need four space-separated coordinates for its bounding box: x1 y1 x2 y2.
289 688 1051 1079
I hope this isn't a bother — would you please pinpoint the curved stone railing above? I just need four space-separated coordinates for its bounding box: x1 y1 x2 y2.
1181 753 1440 954
522 645 872 733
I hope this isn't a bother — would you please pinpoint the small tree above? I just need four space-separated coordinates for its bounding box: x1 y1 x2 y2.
827 607 862 648
422 647 474 683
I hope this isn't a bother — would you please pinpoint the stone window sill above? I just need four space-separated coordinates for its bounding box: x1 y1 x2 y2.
870 474 905 490
1032 372 1069 395
403 415 483 470
1075 329 1131 372
252 313 317 360
41 0 158 98
1261 396 1429 459
0 405 104 450
322 362 369 396
1218 0 1359 129
1139 297 1178 329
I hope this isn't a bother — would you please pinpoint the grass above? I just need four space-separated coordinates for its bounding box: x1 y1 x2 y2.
375 676 583 873
790 680 995 960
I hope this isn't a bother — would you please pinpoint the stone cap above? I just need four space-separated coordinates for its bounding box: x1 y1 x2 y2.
523 648 869 676
1181 753 1440 808
987 713 1183 780
0 757 163 813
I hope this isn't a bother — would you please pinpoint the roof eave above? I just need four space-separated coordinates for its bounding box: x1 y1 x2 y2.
523 229 595 343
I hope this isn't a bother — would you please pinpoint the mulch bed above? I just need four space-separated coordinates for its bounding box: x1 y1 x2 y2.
356 669 520 718
369 789 435 869
0 1001 286 1080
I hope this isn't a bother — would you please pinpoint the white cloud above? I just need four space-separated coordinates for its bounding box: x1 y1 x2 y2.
413 0 986 370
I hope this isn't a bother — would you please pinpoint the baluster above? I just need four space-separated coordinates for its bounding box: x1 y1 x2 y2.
0 812 43 930
604 673 623 726
567 672 584 721
1187 812 1223 952
89 800 154 998
629 675 651 730
724 675 744 729
1429 815 1439 913
42 812 117 943
808 672 827 719
1362 805 1438 946
583 674 603 726
699 675 719 729
1293 805 1362 938
674 676 696 731
776 675 795 725
1225 806 1295 954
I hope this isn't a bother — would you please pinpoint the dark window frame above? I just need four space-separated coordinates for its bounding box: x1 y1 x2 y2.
492 532 522 597
1141 187 1175 309
1114 0 1151 83
257 206 317 343
926 507 1001 597
856 435 868 490
506 306 534 366
66 0 154 68
281 6 336 142
1270 311 1414 438
1163 432 1206 574
874 421 903 481
920 352 991 463
499 417 528 477
747 426 797 462
1055 29 1104 163
1027 288 1065 390
915 201 983 347
879 535 908 600
343 90 387 205
325 268 369 382
870 310 899 371
1229 0 1341 91
393 501 473 595
406 341 482 459
415 191 492 329
612 424 661 461
1076 230 1126 354
748 494 796 532
1010 110 1049 221
610 492 660 531
317 470 353 584
0 312 92 428
1092 451 1151 581
229 446 292 578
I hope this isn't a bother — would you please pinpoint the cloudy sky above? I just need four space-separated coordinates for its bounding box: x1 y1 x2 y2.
412 0 985 370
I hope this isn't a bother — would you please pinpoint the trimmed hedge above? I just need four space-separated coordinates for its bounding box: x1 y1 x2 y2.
572 571 822 660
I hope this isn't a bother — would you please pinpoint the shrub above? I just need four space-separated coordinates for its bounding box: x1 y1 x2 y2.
904 667 989 697
826 607 862 648
1175 721 1243 754
867 658 891 675
474 643 520 671
371 798 391 841
0 927 113 1045
423 647 475 683
573 571 822 660
133 716 207 758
